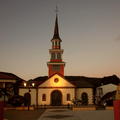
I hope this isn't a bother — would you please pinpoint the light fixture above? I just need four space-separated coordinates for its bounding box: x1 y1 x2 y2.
24 82 27 87
32 83 35 87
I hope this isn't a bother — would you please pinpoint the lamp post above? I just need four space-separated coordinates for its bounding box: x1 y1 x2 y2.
23 82 35 110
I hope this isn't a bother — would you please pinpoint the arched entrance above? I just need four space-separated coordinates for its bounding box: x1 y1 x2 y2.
81 92 88 106
24 92 31 106
51 90 62 106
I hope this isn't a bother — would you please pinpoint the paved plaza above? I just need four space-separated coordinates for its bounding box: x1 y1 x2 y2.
37 109 114 120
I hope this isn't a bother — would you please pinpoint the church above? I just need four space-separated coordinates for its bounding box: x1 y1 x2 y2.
19 12 94 106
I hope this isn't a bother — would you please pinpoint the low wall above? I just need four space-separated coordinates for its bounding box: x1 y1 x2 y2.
4 106 34 110
73 106 96 111
105 106 113 110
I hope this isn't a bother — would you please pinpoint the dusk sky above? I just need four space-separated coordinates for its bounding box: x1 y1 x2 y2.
0 0 120 80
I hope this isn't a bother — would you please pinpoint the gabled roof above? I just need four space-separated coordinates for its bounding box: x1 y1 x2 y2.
0 72 17 79
97 83 117 88
101 90 116 101
0 72 24 81
38 73 76 87
74 80 94 88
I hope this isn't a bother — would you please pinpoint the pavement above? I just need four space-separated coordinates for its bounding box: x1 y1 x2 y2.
37 109 114 120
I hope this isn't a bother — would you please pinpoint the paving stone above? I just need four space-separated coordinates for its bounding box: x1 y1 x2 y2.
37 109 114 120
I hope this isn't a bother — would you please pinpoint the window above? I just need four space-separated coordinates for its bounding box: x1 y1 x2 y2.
57 52 61 59
54 78 59 83
101 88 103 95
55 41 57 46
118 90 120 95
67 94 70 101
0 83 3 88
59 42 60 47
53 65 60 71
51 52 55 59
52 42 54 46
42 94 46 101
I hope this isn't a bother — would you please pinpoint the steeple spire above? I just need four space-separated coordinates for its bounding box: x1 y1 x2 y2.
47 6 66 77
51 6 62 41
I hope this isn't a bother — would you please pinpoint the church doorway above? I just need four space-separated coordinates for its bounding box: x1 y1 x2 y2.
81 92 88 106
51 90 62 106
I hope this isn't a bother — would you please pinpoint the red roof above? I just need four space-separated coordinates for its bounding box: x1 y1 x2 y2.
0 73 17 79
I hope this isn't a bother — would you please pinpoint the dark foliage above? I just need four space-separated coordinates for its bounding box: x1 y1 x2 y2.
8 95 25 107
101 75 120 85
0 88 10 98
32 76 48 81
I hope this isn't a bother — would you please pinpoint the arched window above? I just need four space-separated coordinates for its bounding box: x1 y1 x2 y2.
67 94 70 101
55 41 57 46
59 42 60 47
51 52 55 59
24 93 31 106
42 94 46 101
81 92 88 105
57 52 61 59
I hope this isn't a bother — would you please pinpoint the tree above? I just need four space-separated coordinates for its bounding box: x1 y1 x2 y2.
0 88 11 103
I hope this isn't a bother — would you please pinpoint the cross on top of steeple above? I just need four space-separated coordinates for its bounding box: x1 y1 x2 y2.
55 4 58 14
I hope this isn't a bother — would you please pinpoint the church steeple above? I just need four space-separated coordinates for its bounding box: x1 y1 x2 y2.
47 8 66 78
51 14 62 41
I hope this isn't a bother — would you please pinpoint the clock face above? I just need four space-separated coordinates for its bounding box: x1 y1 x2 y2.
54 78 59 83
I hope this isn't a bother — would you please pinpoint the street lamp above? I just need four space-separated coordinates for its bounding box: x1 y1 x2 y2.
23 82 35 110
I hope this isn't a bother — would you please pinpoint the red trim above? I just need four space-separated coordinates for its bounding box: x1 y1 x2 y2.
49 65 64 77
51 59 62 62
52 46 61 49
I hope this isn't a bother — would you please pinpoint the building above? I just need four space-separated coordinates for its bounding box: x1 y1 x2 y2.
115 83 120 100
19 12 94 106
96 83 117 104
0 72 20 102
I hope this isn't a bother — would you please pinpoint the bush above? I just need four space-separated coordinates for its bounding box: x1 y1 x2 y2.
8 95 25 107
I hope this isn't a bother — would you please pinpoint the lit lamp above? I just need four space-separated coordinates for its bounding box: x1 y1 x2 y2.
24 82 27 87
32 83 35 87
23 82 35 110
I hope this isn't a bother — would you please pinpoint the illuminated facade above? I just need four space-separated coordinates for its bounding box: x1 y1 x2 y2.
19 12 94 106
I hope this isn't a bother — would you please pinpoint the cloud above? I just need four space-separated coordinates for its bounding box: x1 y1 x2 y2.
115 35 120 41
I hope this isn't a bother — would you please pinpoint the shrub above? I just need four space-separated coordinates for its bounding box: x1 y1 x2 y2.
8 95 25 107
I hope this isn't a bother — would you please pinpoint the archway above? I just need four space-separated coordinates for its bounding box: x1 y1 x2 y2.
51 90 62 106
81 92 88 106
24 92 31 106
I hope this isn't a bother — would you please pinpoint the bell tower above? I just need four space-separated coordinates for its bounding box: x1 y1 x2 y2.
47 8 66 78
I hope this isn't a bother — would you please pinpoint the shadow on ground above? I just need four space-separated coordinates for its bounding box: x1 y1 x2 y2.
44 115 74 119
4 109 46 120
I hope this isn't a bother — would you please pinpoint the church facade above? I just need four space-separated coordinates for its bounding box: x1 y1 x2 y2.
19 13 94 106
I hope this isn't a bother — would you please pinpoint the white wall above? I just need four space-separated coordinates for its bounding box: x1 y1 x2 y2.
96 84 117 98
76 88 93 104
38 88 75 105
19 88 36 105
